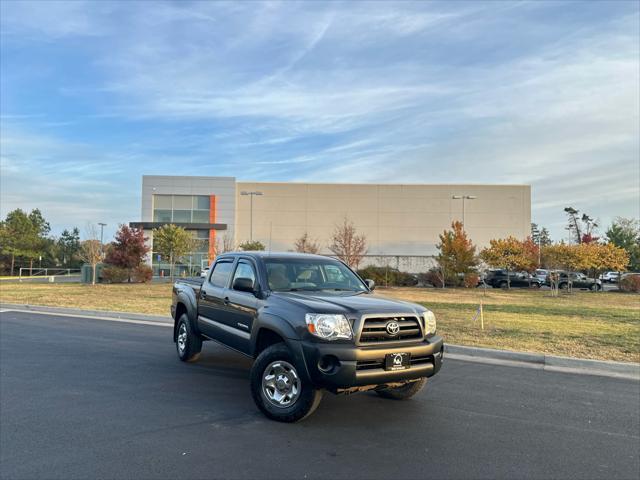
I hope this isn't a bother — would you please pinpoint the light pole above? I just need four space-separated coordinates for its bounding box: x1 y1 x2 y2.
451 195 477 229
240 191 263 241
98 223 107 244
98 223 107 259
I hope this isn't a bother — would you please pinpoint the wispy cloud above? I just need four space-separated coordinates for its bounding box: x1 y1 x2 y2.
0 1 638 240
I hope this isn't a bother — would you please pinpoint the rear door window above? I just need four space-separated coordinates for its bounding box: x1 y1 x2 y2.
210 260 234 288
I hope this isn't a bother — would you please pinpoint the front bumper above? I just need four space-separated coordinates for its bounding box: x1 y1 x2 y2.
297 335 444 391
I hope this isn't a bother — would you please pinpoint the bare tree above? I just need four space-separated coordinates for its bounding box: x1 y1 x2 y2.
78 224 103 285
222 233 235 253
329 217 367 268
294 232 320 254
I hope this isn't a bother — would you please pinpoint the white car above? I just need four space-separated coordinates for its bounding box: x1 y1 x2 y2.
599 271 621 283
200 267 209 278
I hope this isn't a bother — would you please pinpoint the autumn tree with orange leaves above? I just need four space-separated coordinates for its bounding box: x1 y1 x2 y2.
480 236 540 289
436 221 477 286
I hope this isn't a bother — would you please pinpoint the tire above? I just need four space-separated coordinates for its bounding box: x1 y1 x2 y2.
498 281 508 289
559 282 568 290
531 283 541 289
591 283 601 291
250 344 323 423
176 314 202 362
376 378 427 400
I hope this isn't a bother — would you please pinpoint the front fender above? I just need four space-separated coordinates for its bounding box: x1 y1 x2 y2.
250 312 298 353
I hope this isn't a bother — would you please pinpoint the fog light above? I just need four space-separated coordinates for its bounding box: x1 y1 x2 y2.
318 355 341 374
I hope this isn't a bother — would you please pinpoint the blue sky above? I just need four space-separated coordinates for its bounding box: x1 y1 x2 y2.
1 0 638 241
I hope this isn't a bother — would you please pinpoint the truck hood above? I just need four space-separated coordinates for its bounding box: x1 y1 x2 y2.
271 291 426 316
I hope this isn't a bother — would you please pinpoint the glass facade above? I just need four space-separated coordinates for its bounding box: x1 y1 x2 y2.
151 194 212 276
152 195 210 223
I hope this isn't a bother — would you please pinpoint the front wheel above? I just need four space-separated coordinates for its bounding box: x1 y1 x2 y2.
591 283 602 291
176 314 202 362
250 344 323 422
376 378 427 400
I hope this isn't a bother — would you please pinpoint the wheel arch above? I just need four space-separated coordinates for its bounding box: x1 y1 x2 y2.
173 289 198 342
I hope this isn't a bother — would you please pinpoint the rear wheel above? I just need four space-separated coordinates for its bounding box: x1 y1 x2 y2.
531 283 541 289
591 283 602 291
250 344 323 422
498 281 508 289
376 378 427 400
559 282 568 290
176 314 202 362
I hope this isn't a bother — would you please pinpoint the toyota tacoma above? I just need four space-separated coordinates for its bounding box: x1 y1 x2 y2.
171 252 444 422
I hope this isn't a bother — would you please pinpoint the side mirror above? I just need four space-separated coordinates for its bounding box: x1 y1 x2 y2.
233 277 255 293
365 279 375 291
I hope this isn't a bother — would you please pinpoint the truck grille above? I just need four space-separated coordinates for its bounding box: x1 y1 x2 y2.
359 316 422 343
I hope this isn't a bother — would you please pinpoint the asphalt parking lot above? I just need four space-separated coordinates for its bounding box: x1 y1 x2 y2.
1 311 638 480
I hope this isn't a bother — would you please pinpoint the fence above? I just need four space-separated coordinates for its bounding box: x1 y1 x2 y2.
356 255 439 274
18 268 81 280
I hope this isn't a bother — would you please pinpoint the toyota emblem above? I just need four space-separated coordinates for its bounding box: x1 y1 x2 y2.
386 321 400 336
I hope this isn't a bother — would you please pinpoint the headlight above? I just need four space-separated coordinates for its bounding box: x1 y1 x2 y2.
305 314 352 340
423 310 437 335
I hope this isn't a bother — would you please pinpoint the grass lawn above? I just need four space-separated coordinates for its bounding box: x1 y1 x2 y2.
1 282 638 363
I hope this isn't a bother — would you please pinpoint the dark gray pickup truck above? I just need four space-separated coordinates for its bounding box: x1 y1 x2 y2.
171 252 444 422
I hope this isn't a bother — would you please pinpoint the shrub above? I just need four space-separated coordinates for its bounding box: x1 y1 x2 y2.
418 270 444 288
101 266 129 283
619 275 640 293
463 272 480 288
132 264 153 283
357 266 418 287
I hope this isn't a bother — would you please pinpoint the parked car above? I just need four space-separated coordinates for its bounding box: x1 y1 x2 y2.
534 269 549 283
171 252 444 422
483 269 542 289
546 272 602 291
599 271 621 283
199 267 209 278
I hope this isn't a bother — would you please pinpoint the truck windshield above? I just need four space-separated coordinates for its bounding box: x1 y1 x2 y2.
264 258 368 292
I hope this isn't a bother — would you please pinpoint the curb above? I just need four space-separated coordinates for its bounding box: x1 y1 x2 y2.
445 344 639 381
2 303 638 381
0 303 172 325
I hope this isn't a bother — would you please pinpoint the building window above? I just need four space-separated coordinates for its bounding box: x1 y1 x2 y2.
152 194 210 224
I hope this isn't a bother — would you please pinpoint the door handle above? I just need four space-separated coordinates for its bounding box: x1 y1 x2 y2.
223 297 230 306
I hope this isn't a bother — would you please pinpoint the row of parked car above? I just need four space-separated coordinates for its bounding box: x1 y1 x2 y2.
482 269 639 290
482 269 603 290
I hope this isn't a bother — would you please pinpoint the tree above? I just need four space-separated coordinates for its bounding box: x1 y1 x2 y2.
294 233 320 254
78 224 103 285
606 217 640 271
436 221 477 286
577 243 629 286
480 236 539 288
104 225 150 281
541 243 580 295
531 223 552 247
238 240 265 251
564 207 598 244
57 228 81 267
329 217 367 268
0 208 51 274
152 225 197 280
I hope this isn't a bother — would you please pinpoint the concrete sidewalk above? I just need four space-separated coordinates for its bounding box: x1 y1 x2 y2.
2 302 638 381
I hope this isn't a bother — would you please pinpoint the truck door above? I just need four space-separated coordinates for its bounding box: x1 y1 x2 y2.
197 258 235 343
223 259 260 354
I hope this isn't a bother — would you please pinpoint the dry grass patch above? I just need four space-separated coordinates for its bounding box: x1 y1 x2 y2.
1 283 638 362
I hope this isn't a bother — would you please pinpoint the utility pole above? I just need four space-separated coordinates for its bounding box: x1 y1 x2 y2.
451 195 477 229
240 191 263 241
